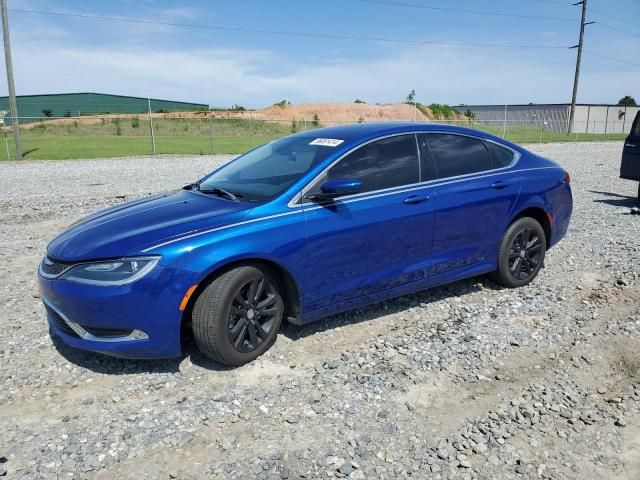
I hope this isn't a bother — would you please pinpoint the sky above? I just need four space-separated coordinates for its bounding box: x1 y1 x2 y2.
1 0 639 107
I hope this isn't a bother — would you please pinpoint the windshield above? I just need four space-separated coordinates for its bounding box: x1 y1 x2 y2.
198 136 339 202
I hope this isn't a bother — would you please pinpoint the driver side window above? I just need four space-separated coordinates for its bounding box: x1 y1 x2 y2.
306 134 420 198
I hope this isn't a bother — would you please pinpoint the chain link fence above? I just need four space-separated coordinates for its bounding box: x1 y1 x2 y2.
0 114 629 161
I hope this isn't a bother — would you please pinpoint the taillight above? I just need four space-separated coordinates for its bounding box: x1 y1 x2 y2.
563 171 571 184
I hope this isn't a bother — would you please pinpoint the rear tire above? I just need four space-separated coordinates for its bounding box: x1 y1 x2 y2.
192 265 284 366
489 217 546 288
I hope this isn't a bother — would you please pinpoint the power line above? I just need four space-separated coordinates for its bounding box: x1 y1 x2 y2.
595 22 640 40
524 0 570 5
10 7 639 68
358 0 575 21
361 0 640 39
8 8 568 49
588 8 636 28
583 50 640 68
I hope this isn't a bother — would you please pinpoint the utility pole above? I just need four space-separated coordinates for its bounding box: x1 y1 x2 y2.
1 0 21 159
567 0 595 135
147 98 156 155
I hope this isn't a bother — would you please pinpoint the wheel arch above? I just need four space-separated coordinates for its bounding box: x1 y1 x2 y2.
509 206 552 248
180 257 302 334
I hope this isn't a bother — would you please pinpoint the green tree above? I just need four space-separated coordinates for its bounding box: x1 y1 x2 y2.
312 113 320 127
41 108 53 117
406 90 416 103
354 99 366 104
618 96 637 107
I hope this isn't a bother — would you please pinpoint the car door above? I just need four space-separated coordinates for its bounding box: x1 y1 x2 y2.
301 134 436 311
620 112 640 182
421 133 521 277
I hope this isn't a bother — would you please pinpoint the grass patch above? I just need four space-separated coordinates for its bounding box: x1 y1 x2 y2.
0 135 281 160
0 117 627 160
447 121 628 144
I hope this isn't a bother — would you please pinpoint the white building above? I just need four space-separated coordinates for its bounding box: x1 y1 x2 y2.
458 103 639 134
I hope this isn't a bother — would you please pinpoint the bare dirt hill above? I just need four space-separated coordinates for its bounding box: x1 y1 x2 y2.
210 102 467 123
253 102 431 122
16 102 464 130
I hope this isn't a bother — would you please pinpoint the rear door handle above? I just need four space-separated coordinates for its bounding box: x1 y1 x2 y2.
626 143 636 148
403 194 430 204
490 181 510 189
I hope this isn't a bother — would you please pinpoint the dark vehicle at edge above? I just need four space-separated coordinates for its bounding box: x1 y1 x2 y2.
620 111 640 201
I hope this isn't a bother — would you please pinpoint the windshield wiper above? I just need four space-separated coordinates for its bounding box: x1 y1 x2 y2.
197 186 242 202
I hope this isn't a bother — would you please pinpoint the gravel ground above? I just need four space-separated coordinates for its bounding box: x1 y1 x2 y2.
0 142 639 480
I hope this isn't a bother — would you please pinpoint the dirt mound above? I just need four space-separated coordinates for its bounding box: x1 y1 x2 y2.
256 102 431 122
16 102 463 130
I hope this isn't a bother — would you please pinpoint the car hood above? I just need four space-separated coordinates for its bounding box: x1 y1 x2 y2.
47 189 254 261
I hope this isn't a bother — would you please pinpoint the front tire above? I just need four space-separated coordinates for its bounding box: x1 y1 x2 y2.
192 265 284 366
490 217 546 288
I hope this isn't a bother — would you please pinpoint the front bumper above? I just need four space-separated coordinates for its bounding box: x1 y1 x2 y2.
38 263 199 359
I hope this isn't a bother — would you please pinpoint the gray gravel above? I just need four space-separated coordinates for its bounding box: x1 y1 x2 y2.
0 142 639 479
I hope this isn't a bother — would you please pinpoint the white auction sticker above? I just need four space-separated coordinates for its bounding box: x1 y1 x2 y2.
309 138 345 147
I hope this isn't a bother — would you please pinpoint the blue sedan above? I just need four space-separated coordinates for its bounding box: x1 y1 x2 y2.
38 123 573 365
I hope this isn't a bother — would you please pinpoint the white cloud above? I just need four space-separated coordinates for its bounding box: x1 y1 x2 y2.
1 33 638 107
154 6 200 20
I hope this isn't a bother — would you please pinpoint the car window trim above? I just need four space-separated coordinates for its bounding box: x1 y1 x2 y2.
425 132 498 180
292 133 419 205
299 132 421 203
483 139 517 170
288 131 521 208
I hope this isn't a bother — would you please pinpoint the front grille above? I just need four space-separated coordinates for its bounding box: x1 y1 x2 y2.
41 256 76 277
45 303 80 338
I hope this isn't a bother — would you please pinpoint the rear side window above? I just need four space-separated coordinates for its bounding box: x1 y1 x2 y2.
312 134 420 194
426 134 493 179
485 141 515 168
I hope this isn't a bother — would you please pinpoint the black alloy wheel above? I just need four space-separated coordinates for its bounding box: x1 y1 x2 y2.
227 277 279 353
192 265 284 366
508 227 543 281
490 217 547 288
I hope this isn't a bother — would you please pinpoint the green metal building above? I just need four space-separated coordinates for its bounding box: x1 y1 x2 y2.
0 92 208 123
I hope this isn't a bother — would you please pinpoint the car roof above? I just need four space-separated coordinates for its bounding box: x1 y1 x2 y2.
292 122 521 150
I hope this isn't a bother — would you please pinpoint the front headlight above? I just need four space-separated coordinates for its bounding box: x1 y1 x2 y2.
60 256 160 286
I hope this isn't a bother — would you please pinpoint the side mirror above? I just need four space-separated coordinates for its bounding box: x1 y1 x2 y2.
306 178 362 201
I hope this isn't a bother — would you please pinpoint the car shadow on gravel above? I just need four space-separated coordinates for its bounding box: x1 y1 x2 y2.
51 327 238 373
279 275 500 341
50 330 183 374
51 277 501 373
589 190 639 207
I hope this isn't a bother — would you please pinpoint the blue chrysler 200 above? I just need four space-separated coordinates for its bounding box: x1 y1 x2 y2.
38 123 572 365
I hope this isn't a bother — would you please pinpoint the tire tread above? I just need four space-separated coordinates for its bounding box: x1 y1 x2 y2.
490 217 547 288
191 266 283 366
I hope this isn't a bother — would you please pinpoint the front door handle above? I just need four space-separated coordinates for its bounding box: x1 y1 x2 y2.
626 143 636 148
490 181 510 189
403 194 430 204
